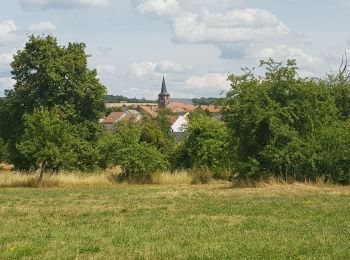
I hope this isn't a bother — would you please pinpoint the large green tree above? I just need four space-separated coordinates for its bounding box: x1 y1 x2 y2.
1 35 106 169
224 59 338 181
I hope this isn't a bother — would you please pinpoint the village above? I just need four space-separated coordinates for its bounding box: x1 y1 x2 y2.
101 76 222 137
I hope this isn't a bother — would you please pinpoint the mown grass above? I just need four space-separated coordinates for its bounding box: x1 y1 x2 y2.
0 180 349 259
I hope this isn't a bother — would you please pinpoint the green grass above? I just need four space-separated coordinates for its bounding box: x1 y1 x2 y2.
0 184 349 259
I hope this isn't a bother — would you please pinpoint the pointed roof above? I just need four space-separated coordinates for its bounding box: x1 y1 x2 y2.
159 76 169 96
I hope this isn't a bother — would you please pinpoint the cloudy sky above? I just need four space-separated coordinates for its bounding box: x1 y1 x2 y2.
0 0 350 98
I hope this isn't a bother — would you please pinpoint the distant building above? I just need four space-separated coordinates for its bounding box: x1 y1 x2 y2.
169 114 188 140
138 105 158 118
102 110 141 130
102 77 222 133
158 76 170 108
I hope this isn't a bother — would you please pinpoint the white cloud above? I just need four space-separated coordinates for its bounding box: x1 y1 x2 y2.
19 0 113 10
137 0 182 17
129 60 192 77
129 61 157 77
155 61 192 73
28 21 56 32
137 1 290 44
250 45 321 67
0 77 15 95
0 52 14 68
173 10 290 44
96 64 116 75
0 20 18 46
185 73 230 91
137 1 293 60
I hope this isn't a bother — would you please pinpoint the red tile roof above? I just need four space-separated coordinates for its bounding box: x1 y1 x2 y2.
102 112 125 124
168 115 179 125
200 105 221 113
139 105 158 118
168 102 196 112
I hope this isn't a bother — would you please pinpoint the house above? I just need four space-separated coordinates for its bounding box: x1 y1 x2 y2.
199 105 221 114
170 115 188 139
102 110 141 130
168 102 197 115
171 115 188 133
102 77 222 133
138 105 158 118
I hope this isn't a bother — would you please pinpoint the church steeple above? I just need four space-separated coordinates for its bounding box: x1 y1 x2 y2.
160 76 169 95
158 76 170 108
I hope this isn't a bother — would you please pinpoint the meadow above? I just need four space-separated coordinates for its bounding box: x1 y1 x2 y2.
0 171 350 259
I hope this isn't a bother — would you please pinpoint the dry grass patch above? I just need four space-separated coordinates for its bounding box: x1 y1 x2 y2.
151 171 193 185
0 171 116 188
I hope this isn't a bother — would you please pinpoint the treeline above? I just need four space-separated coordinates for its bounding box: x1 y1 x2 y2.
191 97 219 106
0 35 350 185
105 95 156 103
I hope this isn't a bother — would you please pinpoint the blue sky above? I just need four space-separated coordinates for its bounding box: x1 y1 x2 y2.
0 0 349 98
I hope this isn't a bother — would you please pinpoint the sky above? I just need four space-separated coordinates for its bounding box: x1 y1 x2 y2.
0 0 350 99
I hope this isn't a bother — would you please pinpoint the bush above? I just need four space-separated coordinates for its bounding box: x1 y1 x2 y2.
190 165 213 184
119 143 169 183
177 115 234 177
224 59 339 182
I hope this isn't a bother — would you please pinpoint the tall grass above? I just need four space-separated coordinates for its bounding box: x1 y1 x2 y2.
151 171 193 185
0 171 115 188
0 170 194 188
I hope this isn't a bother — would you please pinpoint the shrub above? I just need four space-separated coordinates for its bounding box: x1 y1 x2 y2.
119 143 169 183
178 115 234 177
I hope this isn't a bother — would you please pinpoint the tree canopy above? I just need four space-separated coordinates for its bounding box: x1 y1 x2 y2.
0 35 106 169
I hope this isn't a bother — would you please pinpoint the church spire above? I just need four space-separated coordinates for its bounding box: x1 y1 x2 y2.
158 76 170 108
160 76 169 95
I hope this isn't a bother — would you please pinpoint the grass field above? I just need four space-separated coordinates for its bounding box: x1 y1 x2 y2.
0 182 350 259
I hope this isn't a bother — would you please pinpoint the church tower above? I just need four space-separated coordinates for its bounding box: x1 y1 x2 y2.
158 76 170 108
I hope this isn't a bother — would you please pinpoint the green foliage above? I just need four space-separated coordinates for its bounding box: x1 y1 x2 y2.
119 143 169 182
140 122 173 154
105 94 156 104
1 35 106 169
325 72 350 120
316 121 350 185
97 121 170 181
192 97 220 106
17 107 99 172
0 138 8 163
176 115 233 177
187 108 211 122
224 59 341 182
157 108 174 139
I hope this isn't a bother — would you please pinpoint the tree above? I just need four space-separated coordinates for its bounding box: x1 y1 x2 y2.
18 107 101 181
96 121 169 182
157 108 174 139
316 121 350 185
325 55 350 120
17 108 75 181
177 114 233 178
140 122 172 154
1 35 106 169
224 59 338 181
0 138 8 163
